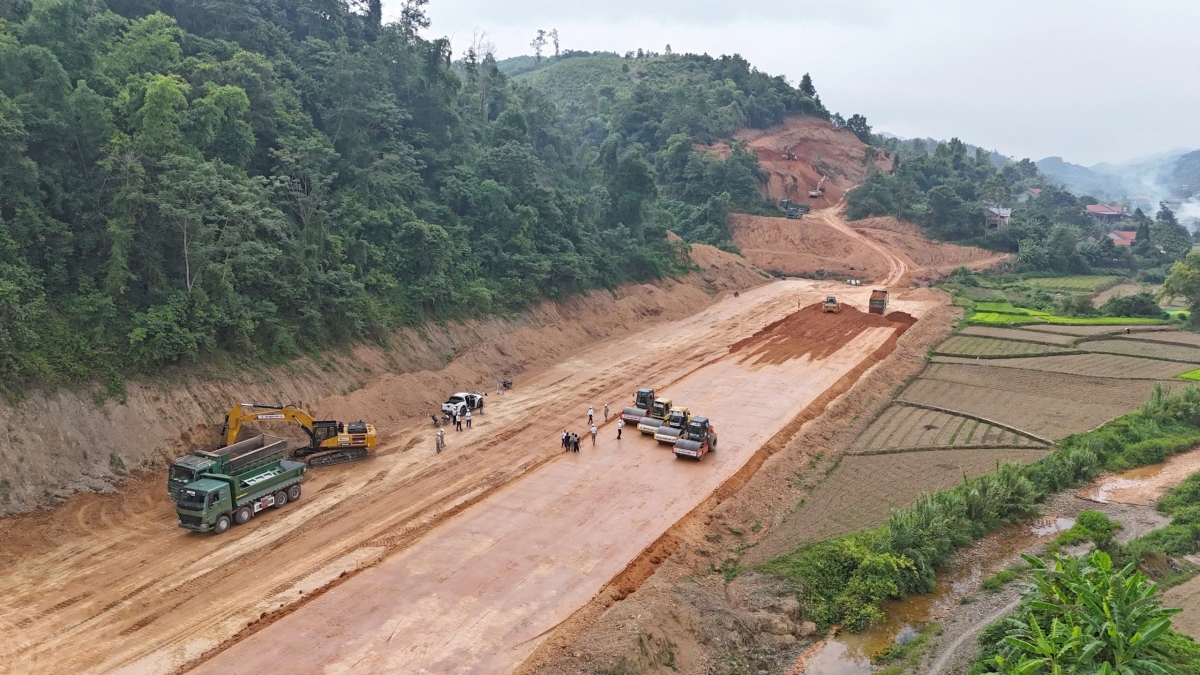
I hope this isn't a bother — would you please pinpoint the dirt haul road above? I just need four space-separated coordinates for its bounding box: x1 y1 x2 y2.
0 281 936 675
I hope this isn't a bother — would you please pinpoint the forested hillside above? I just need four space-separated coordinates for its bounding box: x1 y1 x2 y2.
0 0 822 395
849 138 1193 279
503 51 829 242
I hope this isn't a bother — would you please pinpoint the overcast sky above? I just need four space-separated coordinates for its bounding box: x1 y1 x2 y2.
385 1 1200 167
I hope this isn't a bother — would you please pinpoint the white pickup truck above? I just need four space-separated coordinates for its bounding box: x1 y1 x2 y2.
442 393 485 417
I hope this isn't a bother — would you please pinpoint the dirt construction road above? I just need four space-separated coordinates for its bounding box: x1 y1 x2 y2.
1 281 937 675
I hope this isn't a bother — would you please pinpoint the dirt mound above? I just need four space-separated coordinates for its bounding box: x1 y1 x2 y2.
731 213 889 279
851 216 1008 277
740 117 891 207
730 303 916 366
701 117 888 209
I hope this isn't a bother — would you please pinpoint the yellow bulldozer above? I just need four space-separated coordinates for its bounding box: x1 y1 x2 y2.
221 403 377 468
822 295 841 313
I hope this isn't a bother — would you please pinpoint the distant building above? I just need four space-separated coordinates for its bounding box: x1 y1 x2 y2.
985 205 1012 230
1016 188 1042 203
1107 230 1137 247
1086 204 1125 223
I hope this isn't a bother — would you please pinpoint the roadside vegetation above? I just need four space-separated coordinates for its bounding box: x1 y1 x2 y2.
974 551 1200 674
760 385 1200 634
941 268 1177 326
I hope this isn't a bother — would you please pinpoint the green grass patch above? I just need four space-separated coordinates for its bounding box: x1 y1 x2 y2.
1178 368 1200 382
1024 275 1122 292
980 562 1031 593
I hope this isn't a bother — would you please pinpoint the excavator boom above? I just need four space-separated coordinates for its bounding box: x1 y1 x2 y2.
221 403 376 467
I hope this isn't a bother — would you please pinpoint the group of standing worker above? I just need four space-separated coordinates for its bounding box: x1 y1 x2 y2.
435 393 627 455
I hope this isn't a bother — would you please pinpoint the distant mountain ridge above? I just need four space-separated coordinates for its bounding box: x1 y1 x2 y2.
1036 149 1196 202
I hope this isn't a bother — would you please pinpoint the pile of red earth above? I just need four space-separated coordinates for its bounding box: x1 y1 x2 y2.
729 303 916 366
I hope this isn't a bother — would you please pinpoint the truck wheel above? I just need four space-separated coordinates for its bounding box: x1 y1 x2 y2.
273 491 288 508
710 437 717 452
213 515 231 534
287 484 302 502
235 505 253 525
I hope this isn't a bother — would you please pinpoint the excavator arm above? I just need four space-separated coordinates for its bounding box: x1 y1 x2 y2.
222 404 320 448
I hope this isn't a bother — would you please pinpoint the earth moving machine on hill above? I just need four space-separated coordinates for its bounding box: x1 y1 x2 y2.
809 176 826 198
622 388 656 424
781 145 797 161
169 434 288 500
779 199 810 220
638 398 673 434
221 403 376 468
654 407 691 444
822 295 841 313
674 417 717 460
442 393 485 418
174 444 306 534
869 289 889 315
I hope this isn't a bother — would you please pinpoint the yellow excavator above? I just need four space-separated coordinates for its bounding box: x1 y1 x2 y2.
221 403 377 468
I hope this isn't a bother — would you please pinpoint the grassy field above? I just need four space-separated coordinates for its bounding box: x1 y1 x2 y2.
967 301 1169 327
854 405 1045 451
1023 275 1122 292
934 336 1068 357
1023 324 1177 336
933 353 1193 380
899 363 1171 439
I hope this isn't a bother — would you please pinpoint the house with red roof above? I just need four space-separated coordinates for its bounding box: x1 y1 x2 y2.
1107 230 1137 247
1086 204 1125 223
1016 187 1042 203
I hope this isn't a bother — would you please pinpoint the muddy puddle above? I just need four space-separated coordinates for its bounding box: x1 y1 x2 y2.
1083 447 1200 506
801 447 1200 673
804 525 1042 674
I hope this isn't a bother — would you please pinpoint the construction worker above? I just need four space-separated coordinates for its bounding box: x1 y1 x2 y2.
455 412 462 431
465 409 472 429
590 424 597 446
617 418 623 439
587 406 594 425
603 403 609 422
436 428 445 453
562 430 569 450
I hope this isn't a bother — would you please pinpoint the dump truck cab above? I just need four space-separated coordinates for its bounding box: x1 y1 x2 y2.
638 398 673 434
175 478 235 534
169 455 218 501
673 417 717 460
622 388 656 423
654 407 692 444
822 296 841 313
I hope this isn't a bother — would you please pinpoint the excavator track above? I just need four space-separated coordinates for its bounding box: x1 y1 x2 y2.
305 447 369 468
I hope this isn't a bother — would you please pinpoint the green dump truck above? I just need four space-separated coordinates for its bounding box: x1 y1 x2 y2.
171 435 306 534
168 434 289 500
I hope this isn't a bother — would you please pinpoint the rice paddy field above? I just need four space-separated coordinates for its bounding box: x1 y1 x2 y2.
852 405 1046 452
898 362 1171 439
932 353 1191 380
776 448 1052 546
780 313 1198 554
933 336 1069 357
1125 331 1200 348
1022 324 1175 336
1079 338 1200 363
959 326 1076 345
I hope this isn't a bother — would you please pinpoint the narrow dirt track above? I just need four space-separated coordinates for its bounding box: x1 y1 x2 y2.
810 205 908 286
0 280 936 675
